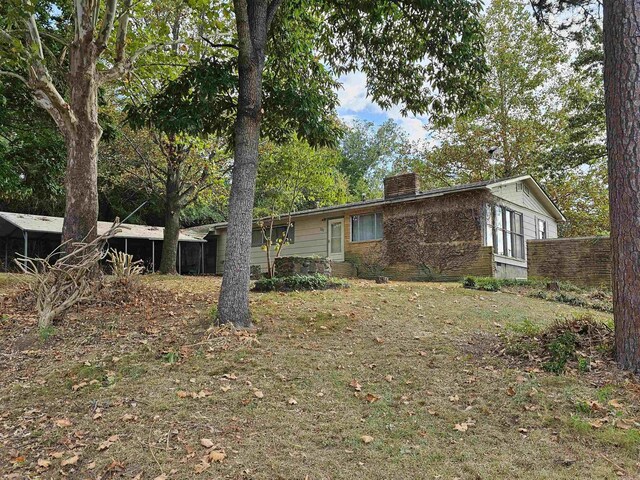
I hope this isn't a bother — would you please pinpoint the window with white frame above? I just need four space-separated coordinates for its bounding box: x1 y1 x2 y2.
488 205 524 259
351 212 383 242
537 219 547 239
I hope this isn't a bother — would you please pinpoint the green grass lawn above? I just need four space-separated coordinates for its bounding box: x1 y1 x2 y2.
1 275 638 479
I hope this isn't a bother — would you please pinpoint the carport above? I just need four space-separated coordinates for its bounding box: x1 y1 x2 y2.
0 211 206 274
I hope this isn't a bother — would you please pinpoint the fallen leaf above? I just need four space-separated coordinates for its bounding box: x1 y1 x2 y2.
200 438 214 448
449 395 459 402
98 434 119 451
589 419 605 428
361 435 374 444
220 385 231 392
609 399 624 409
454 423 468 432
349 380 362 392
208 450 226 462
384 375 393 382
254 390 264 399
177 390 189 398
37 458 51 468
365 393 380 403
506 386 516 397
288 398 298 405
61 455 79 467
616 419 634 430
54 418 73 428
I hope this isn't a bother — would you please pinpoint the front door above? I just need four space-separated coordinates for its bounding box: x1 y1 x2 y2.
327 219 344 262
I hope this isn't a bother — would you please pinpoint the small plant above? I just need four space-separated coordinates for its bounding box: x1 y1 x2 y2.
39 325 56 341
209 304 218 321
577 357 591 373
107 249 145 278
543 331 577 374
163 351 180 364
575 400 592 415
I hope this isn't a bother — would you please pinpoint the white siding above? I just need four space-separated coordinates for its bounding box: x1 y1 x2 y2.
489 183 558 268
214 214 328 274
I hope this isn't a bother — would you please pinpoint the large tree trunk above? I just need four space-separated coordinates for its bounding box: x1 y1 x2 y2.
61 16 101 245
603 0 640 372
160 165 182 274
217 0 275 327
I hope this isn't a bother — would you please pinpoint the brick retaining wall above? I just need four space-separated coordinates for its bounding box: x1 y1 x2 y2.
527 236 611 288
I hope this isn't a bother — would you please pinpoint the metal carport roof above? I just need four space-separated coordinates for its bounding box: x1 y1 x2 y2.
0 211 205 242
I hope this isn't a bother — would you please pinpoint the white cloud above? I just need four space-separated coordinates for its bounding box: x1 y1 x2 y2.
336 72 370 112
336 72 430 143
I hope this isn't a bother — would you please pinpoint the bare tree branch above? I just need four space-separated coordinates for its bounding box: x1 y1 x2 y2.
201 36 239 51
0 70 29 86
96 0 119 52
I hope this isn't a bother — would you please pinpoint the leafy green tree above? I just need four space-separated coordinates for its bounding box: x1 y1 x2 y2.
338 119 420 199
0 79 66 214
420 0 566 183
414 0 608 236
217 0 489 327
254 138 349 277
0 0 193 245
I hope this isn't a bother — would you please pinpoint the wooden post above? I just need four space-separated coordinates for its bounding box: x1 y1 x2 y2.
23 231 28 270
151 240 155 273
124 238 128 255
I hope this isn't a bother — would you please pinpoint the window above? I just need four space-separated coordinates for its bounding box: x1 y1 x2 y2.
516 182 531 196
537 219 547 239
351 212 383 242
491 206 524 259
251 224 295 247
485 204 493 247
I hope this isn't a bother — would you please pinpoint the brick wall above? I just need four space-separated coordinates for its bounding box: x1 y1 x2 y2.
527 236 611 288
383 173 419 199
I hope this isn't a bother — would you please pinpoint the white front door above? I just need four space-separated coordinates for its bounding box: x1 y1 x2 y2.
327 219 344 262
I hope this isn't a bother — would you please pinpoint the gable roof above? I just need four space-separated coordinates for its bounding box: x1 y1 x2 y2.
0 211 205 242
488 175 565 222
186 175 564 239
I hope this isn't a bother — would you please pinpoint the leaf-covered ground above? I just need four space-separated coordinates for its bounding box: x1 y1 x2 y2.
1 274 639 479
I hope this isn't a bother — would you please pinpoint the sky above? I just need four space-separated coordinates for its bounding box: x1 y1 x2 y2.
335 72 431 143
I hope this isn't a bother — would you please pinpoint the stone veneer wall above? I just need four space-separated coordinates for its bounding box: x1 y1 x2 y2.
527 236 611 288
274 256 332 277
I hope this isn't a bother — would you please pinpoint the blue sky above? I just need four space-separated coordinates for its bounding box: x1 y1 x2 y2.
336 71 431 142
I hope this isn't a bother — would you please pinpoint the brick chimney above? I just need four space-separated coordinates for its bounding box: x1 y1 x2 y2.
383 172 420 199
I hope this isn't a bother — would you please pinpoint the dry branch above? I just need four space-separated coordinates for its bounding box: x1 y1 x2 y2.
15 220 122 328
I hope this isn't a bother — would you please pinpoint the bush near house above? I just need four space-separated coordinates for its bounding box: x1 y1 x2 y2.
252 273 349 292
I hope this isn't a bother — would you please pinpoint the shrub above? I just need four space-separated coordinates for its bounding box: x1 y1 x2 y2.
252 273 348 292
543 331 577 374
477 277 502 291
462 276 477 289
